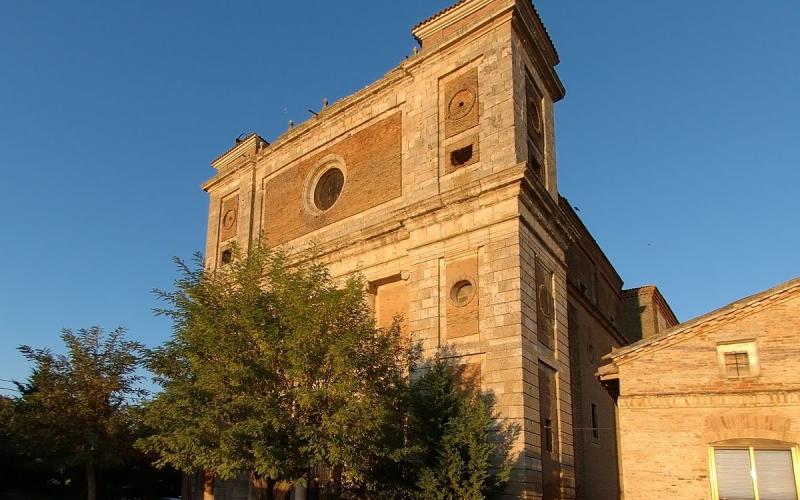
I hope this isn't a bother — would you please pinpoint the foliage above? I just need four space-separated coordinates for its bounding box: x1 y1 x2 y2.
360 357 516 499
411 360 513 499
139 243 412 492
11 327 147 500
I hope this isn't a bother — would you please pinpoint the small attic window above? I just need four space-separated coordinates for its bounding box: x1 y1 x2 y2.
724 352 750 378
717 341 759 379
450 144 473 167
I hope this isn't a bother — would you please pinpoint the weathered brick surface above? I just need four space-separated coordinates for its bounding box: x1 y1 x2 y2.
262 112 402 247
375 279 410 339
620 286 678 342
444 67 480 139
218 193 239 243
446 255 480 339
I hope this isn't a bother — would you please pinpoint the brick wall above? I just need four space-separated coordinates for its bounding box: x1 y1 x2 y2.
262 112 402 247
614 291 800 500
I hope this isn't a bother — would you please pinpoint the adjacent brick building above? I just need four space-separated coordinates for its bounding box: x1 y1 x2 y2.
600 278 800 500
199 1 670 498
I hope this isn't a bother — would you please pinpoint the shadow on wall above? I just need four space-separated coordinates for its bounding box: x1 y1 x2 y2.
619 297 646 343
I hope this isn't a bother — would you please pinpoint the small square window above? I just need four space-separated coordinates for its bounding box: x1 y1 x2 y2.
450 144 473 167
724 352 750 378
717 341 759 379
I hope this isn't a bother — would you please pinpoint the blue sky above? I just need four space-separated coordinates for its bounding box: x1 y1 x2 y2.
1 1 798 392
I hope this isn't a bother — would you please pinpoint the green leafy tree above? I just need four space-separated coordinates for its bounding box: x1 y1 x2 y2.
12 327 146 500
139 244 411 498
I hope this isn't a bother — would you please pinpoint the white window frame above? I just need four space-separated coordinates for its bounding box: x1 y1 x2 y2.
716 341 759 379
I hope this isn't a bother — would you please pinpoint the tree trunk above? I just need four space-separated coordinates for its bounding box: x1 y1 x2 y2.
182 472 194 500
294 482 307 500
249 473 271 500
203 470 215 500
86 460 97 500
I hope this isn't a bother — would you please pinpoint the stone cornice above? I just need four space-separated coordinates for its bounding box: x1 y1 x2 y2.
511 1 564 101
412 0 506 43
518 171 572 251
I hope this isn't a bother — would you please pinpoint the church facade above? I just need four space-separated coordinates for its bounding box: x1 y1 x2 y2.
200 1 669 497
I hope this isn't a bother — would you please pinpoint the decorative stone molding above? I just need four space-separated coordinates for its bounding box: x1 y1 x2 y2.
704 413 798 444
618 390 800 409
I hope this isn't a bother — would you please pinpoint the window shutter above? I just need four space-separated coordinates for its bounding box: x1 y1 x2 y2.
754 450 798 500
714 449 756 500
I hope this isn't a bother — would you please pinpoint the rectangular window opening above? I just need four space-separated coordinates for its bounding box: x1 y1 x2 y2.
591 403 599 440
221 248 233 265
450 144 473 167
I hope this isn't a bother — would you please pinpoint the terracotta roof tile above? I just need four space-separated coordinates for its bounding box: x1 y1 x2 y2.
412 0 470 32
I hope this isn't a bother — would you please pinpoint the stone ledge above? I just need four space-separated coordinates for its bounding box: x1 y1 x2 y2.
619 389 800 409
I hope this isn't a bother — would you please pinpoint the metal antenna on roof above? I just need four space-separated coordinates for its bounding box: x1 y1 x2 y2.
235 132 248 144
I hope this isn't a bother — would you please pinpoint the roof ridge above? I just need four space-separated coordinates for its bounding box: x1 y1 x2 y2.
608 276 800 361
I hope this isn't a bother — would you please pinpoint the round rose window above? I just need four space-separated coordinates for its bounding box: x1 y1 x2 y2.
313 167 344 211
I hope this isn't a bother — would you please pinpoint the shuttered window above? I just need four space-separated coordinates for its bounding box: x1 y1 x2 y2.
715 449 756 499
712 447 799 500
755 450 797 500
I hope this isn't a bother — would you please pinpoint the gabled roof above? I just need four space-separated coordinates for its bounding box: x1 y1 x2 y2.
606 276 800 363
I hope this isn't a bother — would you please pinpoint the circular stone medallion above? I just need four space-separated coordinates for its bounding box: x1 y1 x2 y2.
222 208 237 230
448 89 476 120
450 279 476 307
